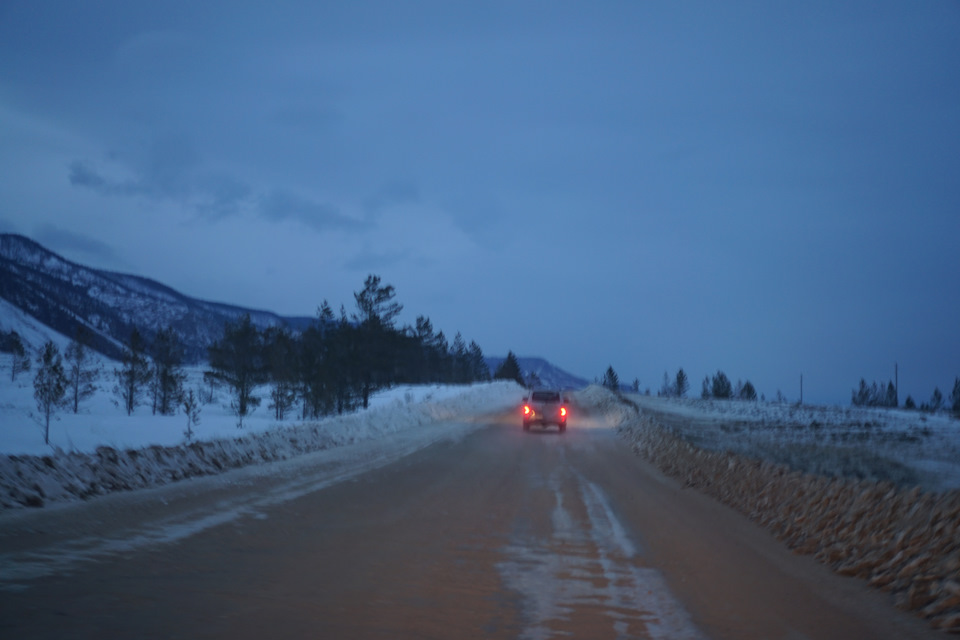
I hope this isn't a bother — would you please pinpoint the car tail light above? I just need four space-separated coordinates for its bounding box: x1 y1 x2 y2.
560 407 567 417
523 405 531 415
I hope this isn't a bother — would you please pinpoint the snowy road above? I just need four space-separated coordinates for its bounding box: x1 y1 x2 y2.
0 408 937 639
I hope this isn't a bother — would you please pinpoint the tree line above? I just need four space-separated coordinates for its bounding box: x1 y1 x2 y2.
598 364 761 402
853 376 960 415
593 360 960 416
14 274 500 442
205 275 491 427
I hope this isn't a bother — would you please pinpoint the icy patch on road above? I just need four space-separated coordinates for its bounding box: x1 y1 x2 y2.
498 468 703 639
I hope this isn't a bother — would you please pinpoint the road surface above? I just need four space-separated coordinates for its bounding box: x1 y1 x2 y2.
0 407 937 639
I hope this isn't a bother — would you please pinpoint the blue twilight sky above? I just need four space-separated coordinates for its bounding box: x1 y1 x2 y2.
1 1 958 405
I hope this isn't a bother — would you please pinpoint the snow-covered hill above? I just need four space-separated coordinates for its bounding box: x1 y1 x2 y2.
485 356 589 390
0 233 312 361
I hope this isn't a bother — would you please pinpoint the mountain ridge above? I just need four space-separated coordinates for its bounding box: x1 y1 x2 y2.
484 356 589 390
0 233 312 361
0 234 590 388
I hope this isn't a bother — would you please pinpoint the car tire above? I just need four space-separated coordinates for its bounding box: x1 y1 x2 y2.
523 420 530 431
559 422 566 433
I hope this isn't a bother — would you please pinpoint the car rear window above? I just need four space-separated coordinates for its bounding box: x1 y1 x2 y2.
532 391 560 402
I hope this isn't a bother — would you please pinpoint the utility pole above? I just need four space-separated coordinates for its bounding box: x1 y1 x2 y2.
800 373 803 406
895 362 899 407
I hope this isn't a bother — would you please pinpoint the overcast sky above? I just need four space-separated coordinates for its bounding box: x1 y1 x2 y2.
1 1 958 405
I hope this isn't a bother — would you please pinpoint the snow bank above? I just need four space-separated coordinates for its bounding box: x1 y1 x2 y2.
578 387 960 633
0 381 523 511
627 393 960 492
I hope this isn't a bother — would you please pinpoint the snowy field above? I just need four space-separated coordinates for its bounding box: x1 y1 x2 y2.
0 360 513 456
0 350 523 509
627 393 960 492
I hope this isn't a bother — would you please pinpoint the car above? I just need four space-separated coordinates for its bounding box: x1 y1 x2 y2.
522 389 570 432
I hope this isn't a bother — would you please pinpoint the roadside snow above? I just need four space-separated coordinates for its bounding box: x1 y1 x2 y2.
0 375 524 510
624 393 960 491
0 361 509 456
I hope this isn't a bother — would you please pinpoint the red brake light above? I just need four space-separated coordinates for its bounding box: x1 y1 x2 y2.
523 405 531 415
560 407 567 417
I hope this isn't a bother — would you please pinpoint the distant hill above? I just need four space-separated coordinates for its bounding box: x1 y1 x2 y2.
484 356 589 390
0 234 312 361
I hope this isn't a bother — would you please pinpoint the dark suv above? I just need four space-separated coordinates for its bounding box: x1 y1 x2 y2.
522 390 569 432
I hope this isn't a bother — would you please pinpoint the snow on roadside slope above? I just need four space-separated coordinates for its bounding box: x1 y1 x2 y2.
0 362 505 456
624 393 960 491
0 380 524 510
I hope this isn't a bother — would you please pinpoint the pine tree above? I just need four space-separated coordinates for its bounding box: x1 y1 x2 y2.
904 395 916 410
451 332 468 383
675 368 689 398
494 351 524 386
467 341 490 382
206 314 266 427
150 327 186 416
353 275 404 408
711 371 732 399
9 331 31 382
264 326 298 420
114 328 152 416
950 378 960 417
602 366 620 392
930 387 943 412
182 388 202 442
34 341 67 445
659 371 674 397
64 326 100 413
740 380 758 401
885 381 898 408
299 302 337 418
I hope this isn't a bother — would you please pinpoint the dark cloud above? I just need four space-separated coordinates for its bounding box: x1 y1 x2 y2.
68 160 164 198
34 225 119 264
343 247 413 271
68 156 251 220
68 161 109 191
259 189 366 232
363 182 420 217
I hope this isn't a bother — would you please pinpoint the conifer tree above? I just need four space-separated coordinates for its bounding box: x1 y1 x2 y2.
264 326 298 420
603 365 620 391
34 341 67 444
711 370 732 399
353 275 403 408
659 371 674 397
9 331 30 382
930 387 944 412
675 368 689 398
494 351 524 386
150 326 186 416
182 388 201 442
206 314 266 427
64 326 99 413
114 328 151 415
467 341 490 382
950 378 960 417
451 332 468 383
